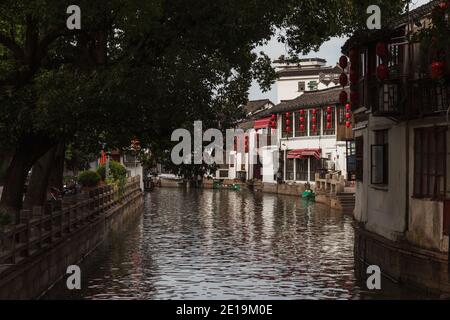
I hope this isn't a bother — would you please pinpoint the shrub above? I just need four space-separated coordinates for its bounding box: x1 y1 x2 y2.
0 209 12 226
97 161 127 182
77 170 101 188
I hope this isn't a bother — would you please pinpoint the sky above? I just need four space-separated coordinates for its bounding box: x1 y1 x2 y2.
248 0 430 103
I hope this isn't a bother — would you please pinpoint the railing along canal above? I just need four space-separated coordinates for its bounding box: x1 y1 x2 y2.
0 176 141 271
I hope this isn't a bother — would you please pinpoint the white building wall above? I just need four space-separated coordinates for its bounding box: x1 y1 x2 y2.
276 75 320 103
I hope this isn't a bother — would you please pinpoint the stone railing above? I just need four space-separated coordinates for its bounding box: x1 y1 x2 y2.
314 172 345 195
0 176 141 270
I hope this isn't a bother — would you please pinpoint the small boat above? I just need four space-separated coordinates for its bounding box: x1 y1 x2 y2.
301 190 316 201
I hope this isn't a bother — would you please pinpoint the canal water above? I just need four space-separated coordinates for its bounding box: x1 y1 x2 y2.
43 188 427 300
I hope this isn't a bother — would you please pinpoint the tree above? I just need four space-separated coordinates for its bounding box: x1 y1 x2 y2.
0 0 408 217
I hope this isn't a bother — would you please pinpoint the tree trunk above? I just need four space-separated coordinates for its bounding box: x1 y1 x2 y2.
23 146 57 209
48 142 66 191
0 151 13 185
0 136 54 220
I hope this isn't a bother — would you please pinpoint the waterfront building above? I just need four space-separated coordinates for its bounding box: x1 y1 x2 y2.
274 57 341 103
344 0 450 293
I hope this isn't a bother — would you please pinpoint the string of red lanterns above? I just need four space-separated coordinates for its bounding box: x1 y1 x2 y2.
376 42 389 81
270 114 277 129
285 112 291 134
299 109 306 132
311 108 317 132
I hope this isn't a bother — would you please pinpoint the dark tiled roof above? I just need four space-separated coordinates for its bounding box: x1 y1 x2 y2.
394 0 439 27
274 57 327 64
277 66 341 78
244 99 273 115
267 86 350 115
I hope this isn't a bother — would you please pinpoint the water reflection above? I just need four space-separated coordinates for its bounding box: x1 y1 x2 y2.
43 188 428 300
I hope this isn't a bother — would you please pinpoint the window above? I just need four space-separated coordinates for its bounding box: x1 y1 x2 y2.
309 109 321 137
371 130 389 185
414 126 448 199
307 81 318 91
282 113 294 138
295 111 308 137
355 136 364 181
296 159 308 181
322 106 336 135
310 158 320 182
298 81 305 92
285 156 294 181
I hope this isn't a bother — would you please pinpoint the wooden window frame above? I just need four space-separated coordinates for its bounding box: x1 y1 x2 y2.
413 126 448 200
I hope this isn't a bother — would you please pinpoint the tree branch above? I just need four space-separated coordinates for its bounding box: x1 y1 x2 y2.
0 32 24 60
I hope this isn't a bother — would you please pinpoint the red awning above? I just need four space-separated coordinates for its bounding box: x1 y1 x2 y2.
287 149 322 160
253 117 272 129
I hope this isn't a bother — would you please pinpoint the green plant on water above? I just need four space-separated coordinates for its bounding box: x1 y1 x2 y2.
0 209 12 226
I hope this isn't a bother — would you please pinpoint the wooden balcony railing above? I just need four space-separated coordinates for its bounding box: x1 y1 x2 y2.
0 176 141 269
408 78 450 116
367 76 449 118
369 76 405 116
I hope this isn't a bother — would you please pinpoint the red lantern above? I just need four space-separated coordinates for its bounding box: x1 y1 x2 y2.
312 108 317 115
327 114 332 122
376 42 388 59
270 121 276 128
285 112 290 117
339 91 348 104
345 112 351 119
349 48 358 64
327 106 332 114
300 124 305 131
345 121 352 128
431 60 445 79
312 124 317 132
339 55 348 69
349 68 358 83
271 114 276 120
345 103 351 111
300 116 305 123
286 126 291 133
327 123 332 129
339 73 348 86
300 109 305 116
376 64 389 81
285 119 291 126
439 1 448 10
312 117 317 124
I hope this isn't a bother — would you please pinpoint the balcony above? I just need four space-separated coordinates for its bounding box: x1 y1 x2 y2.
368 76 450 119
408 78 450 117
369 77 405 117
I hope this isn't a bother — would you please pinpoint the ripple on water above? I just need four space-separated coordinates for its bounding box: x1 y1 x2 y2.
42 188 429 300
